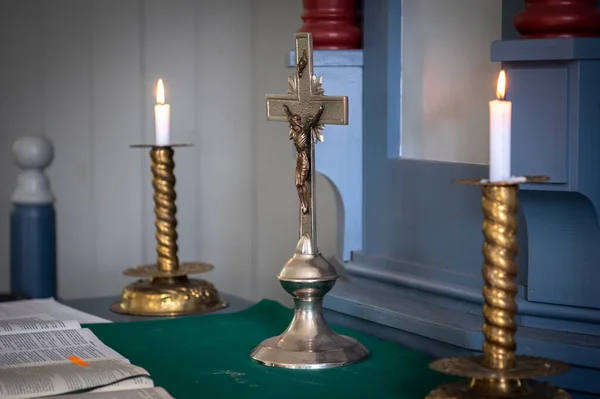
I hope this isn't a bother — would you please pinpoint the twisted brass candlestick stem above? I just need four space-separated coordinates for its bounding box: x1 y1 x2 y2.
426 176 571 399
151 147 179 273
481 185 518 371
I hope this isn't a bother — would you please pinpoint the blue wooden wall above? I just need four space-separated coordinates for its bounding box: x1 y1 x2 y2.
323 0 600 397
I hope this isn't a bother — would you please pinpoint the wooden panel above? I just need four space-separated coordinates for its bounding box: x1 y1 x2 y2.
195 0 255 299
502 0 524 40
253 0 305 306
42 0 97 298
315 62 363 260
524 186 600 308
573 61 600 217
0 0 44 292
507 66 569 183
91 0 144 296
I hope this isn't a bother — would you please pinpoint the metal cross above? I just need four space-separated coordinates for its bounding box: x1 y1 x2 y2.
266 32 348 254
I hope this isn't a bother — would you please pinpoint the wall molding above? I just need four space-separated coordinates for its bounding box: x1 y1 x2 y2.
343 254 600 326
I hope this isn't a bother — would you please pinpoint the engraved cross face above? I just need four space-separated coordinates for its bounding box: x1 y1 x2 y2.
265 33 348 128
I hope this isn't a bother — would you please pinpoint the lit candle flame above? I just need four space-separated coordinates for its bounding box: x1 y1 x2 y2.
156 78 165 105
496 70 506 101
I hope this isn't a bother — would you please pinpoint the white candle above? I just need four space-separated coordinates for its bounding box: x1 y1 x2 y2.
489 70 512 182
154 78 170 146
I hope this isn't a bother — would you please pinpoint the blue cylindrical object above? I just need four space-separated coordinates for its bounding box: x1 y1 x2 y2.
10 204 56 298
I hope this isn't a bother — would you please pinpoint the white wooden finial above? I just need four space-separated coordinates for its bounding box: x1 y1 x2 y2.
12 136 54 204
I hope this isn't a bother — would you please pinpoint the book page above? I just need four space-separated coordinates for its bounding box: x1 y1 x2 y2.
90 376 154 393
0 328 125 368
0 314 80 335
0 359 151 399
52 387 174 399
0 298 110 324
0 314 56 322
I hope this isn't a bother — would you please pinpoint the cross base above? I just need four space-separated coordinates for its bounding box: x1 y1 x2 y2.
250 330 368 370
250 252 369 369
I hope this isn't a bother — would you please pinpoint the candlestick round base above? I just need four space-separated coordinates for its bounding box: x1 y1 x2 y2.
111 275 227 317
429 356 570 380
426 379 571 399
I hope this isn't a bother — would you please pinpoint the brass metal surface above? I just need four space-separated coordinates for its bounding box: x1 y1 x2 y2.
426 379 571 399
284 103 324 215
481 185 518 370
251 33 368 369
151 147 179 273
429 356 570 380
112 145 226 316
426 177 571 398
122 262 214 278
110 276 226 317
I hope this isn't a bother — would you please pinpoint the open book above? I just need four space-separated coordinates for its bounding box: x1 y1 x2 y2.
0 300 173 399
52 387 174 398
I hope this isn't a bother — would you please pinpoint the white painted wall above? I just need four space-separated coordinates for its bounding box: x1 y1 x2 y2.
0 0 340 306
400 0 502 165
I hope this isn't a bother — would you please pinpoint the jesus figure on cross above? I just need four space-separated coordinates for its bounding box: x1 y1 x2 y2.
284 104 324 214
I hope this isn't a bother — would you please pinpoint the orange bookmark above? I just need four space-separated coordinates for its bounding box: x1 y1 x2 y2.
67 356 90 367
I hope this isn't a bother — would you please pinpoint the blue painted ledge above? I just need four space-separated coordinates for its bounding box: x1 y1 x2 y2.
491 38 600 61
287 50 364 67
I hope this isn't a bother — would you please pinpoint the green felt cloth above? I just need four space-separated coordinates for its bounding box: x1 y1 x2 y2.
86 300 452 399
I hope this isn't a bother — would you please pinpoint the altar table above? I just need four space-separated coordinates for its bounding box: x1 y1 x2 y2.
83 299 453 399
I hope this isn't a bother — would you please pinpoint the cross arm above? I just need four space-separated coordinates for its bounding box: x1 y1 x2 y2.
266 95 348 125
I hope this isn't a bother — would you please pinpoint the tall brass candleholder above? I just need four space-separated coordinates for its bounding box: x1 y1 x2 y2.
111 144 227 316
426 176 571 399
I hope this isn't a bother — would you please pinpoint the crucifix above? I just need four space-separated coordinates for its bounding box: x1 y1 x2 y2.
266 32 348 255
251 33 367 369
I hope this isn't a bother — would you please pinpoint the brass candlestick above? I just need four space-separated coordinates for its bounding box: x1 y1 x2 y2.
111 144 227 316
426 176 571 399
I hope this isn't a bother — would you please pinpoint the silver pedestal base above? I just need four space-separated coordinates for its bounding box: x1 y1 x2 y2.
250 250 369 369
251 331 368 369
